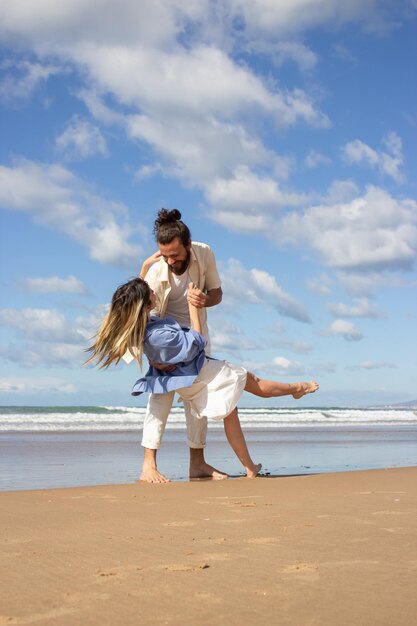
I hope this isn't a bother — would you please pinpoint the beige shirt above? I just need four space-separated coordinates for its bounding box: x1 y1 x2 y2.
146 241 221 342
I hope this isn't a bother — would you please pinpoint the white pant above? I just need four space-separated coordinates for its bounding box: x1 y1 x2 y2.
141 390 207 450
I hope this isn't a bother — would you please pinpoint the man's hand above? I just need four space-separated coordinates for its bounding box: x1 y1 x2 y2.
148 359 176 372
187 283 207 309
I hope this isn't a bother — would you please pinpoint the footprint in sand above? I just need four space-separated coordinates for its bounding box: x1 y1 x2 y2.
372 510 406 516
163 520 196 527
246 537 280 545
165 563 210 572
0 607 77 624
283 563 320 577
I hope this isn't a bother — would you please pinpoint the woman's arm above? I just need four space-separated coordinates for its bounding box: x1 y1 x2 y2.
140 251 162 279
188 283 202 334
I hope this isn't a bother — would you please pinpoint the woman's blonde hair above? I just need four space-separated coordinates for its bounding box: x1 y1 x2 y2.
85 278 151 369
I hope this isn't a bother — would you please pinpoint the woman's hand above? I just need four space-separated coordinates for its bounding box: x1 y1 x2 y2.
187 283 207 308
139 251 162 279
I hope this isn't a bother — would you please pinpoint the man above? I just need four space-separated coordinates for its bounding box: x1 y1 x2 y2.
139 208 225 483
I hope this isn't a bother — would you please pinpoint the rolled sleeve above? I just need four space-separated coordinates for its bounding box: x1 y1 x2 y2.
204 247 221 291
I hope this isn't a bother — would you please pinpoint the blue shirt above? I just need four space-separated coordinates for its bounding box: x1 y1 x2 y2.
131 316 208 396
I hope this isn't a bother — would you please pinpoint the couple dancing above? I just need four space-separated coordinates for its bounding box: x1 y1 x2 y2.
87 210 319 482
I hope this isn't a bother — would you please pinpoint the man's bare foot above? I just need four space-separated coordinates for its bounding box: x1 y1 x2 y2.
189 461 228 480
140 466 171 483
246 462 262 479
292 380 319 399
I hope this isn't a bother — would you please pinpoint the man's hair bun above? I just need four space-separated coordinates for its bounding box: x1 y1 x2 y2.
154 208 181 229
153 208 191 245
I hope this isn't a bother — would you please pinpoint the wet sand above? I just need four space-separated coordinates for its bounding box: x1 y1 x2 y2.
1 467 416 625
2 426 416 490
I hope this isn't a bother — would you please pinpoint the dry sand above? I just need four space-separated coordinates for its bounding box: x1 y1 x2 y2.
1 467 416 626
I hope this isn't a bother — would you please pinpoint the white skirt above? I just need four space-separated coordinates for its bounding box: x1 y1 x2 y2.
176 358 247 420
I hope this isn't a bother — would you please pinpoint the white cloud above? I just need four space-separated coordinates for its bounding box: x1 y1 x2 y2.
209 319 257 360
0 0 402 50
0 305 107 367
322 179 359 204
270 320 286 335
277 185 417 272
128 115 270 184
272 41 318 71
0 342 84 368
346 361 397 371
207 177 417 280
247 39 318 71
342 132 404 182
243 355 305 376
0 308 84 343
337 271 408 297
0 0 200 49
332 43 357 63
271 356 305 374
56 116 108 160
77 88 124 126
305 149 331 169
0 2 331 192
75 305 110 339
305 274 332 295
68 43 329 141
135 163 167 182
220 258 311 323
0 159 142 267
0 376 77 394
272 339 314 354
227 0 389 38
83 44 278 117
313 362 337 375
0 304 107 339
20 275 88 294
272 154 296 181
210 331 256 357
0 1 413 289
0 59 63 104
325 319 363 341
207 166 307 232
328 297 385 319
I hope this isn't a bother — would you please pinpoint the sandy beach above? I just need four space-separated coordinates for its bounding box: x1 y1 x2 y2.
1 467 416 625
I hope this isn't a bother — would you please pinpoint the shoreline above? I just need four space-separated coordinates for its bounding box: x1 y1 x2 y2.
1 467 416 625
2 425 417 492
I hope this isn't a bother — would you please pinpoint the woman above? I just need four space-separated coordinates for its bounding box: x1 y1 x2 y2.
86 277 319 480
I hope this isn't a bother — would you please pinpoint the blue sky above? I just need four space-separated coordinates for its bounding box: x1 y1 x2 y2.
0 0 416 407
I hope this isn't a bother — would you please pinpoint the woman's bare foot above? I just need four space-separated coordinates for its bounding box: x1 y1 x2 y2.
140 466 171 483
246 462 262 479
189 461 228 480
292 381 319 399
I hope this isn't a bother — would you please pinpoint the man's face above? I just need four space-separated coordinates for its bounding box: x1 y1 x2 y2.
158 237 191 275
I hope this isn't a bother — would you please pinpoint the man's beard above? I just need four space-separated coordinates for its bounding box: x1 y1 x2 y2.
168 250 191 275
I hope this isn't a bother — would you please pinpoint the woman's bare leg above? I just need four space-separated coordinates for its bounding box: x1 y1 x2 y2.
223 408 262 478
244 372 319 399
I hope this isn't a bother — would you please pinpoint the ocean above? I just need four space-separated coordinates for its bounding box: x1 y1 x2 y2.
1 405 416 491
